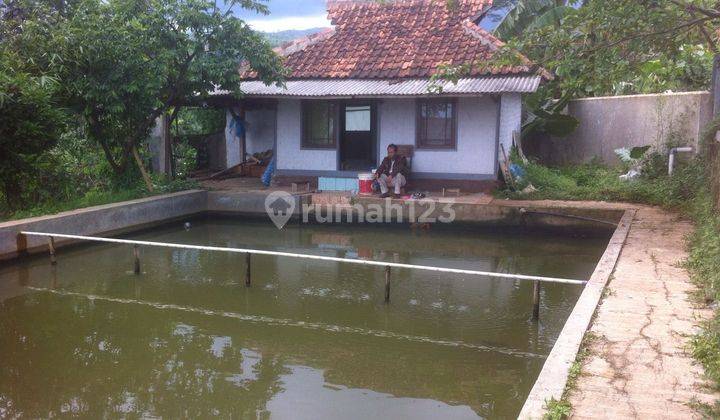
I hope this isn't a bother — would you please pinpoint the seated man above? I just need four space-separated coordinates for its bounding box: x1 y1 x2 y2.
375 144 408 198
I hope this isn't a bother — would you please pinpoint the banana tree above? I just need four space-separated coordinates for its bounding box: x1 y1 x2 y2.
492 0 581 40
521 90 579 138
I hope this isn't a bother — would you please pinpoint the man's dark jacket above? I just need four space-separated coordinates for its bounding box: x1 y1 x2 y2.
376 155 409 177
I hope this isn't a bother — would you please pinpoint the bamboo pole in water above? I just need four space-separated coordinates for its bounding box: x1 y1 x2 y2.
47 236 56 265
385 266 391 303
245 253 251 287
532 280 540 320
133 245 141 275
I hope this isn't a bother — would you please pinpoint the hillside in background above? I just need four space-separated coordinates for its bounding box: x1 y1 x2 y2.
262 28 326 47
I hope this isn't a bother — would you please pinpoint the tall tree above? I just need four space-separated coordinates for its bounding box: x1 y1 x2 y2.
0 0 69 208
0 51 66 209
8 0 286 190
467 0 718 137
497 0 718 97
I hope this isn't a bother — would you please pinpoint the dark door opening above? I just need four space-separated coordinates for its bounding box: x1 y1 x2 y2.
339 103 376 171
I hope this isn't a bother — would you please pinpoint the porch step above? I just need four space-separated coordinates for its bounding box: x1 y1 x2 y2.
310 192 354 206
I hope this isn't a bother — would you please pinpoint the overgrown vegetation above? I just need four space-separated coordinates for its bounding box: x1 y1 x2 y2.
0 0 285 220
5 177 199 222
503 157 705 211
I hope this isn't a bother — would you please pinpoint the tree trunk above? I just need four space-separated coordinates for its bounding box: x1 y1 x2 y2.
713 54 720 117
2 177 22 211
132 145 154 192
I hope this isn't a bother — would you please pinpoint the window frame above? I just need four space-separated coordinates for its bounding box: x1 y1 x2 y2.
301 100 338 150
415 98 458 150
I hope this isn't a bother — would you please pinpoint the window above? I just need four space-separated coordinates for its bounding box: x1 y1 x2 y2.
416 99 457 149
302 101 337 148
344 105 371 131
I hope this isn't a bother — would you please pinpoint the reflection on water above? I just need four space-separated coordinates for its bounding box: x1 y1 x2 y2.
0 218 609 418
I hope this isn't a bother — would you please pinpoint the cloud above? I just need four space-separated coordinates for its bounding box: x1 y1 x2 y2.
246 14 332 32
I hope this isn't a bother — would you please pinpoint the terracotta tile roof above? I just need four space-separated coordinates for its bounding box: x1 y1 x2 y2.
244 0 546 81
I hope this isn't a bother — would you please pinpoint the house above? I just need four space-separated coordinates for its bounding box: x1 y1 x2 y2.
213 0 549 192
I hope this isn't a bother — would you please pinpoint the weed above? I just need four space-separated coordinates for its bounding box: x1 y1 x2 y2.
501 153 705 212
544 398 572 420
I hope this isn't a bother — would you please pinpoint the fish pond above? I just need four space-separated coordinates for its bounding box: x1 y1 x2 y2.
0 218 610 419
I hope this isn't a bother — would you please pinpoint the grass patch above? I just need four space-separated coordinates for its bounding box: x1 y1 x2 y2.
541 332 599 419
500 158 704 211
544 398 572 420
0 177 199 222
686 193 720 416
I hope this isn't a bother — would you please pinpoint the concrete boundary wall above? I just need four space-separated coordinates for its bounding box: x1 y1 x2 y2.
518 209 635 419
528 91 713 165
0 190 207 261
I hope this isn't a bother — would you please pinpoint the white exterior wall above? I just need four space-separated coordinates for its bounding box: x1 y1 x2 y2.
252 96 506 176
224 110 242 168
498 93 522 162
378 97 498 176
245 109 276 155
276 99 336 171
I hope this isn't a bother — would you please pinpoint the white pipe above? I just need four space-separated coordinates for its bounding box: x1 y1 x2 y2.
668 147 693 176
20 231 587 285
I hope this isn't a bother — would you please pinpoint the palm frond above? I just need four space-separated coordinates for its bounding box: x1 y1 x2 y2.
493 0 564 40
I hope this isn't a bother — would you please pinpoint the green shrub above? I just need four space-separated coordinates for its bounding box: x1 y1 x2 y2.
3 177 198 221
687 194 720 397
505 154 705 212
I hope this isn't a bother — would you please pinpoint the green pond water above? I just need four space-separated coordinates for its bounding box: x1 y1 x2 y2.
0 218 609 419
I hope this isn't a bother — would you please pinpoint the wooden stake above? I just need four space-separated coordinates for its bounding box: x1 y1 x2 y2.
50 265 58 289
133 245 141 275
245 253 251 287
48 236 57 265
384 266 391 303
532 280 540 321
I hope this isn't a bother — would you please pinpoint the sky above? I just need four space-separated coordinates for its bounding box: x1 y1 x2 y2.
230 0 524 33
232 0 332 32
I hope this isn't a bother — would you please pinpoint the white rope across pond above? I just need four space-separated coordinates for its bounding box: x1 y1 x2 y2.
20 231 587 286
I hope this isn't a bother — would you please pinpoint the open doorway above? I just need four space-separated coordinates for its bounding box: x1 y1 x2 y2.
339 103 376 171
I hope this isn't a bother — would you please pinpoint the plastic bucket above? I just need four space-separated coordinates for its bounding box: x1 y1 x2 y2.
358 173 374 195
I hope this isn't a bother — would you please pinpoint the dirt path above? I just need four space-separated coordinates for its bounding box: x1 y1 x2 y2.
569 206 717 418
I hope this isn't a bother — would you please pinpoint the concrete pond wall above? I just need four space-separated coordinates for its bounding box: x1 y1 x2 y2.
0 190 207 261
0 190 627 262
527 91 713 165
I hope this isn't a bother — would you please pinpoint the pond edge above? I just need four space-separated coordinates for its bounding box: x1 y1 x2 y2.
517 209 636 419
